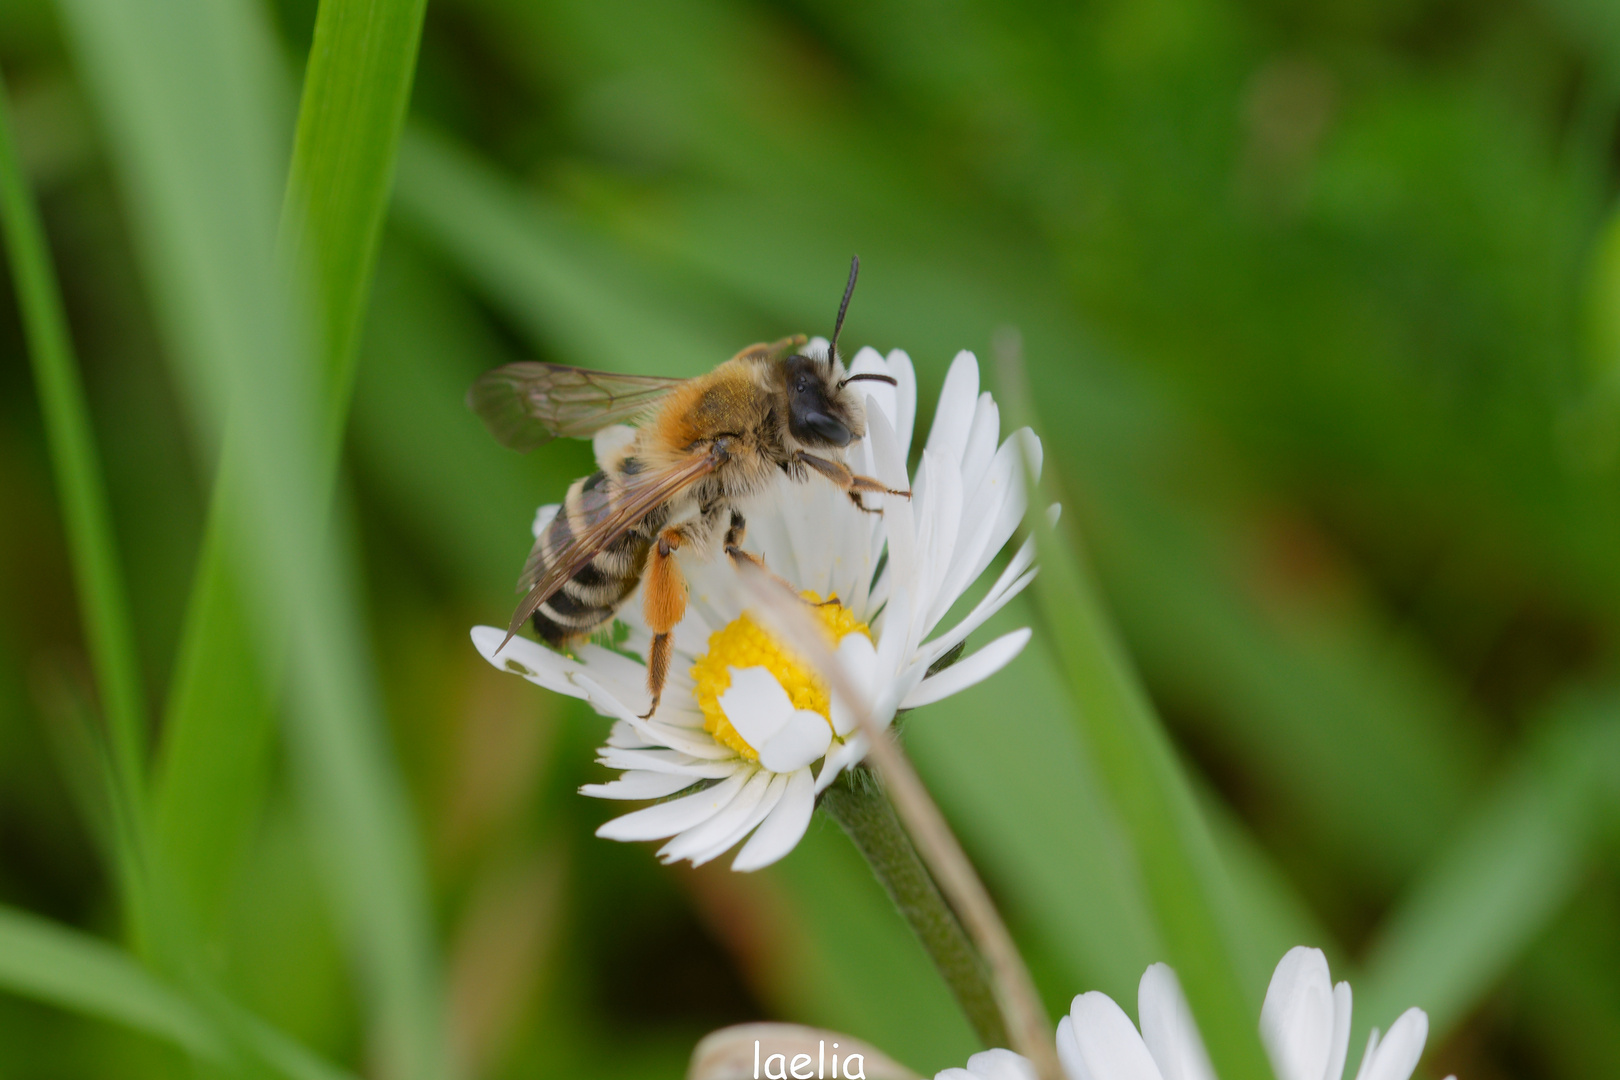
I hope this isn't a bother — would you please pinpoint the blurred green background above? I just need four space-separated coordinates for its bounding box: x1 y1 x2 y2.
3 0 1620 1077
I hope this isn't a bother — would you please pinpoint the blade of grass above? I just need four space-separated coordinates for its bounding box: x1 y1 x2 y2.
0 904 220 1059
1356 698 1619 1041
0 903 361 1080
152 0 429 926
997 340 1273 1080
54 1 448 1078
280 0 428 426
905 598 1164 1005
0 67 148 833
152 528 274 927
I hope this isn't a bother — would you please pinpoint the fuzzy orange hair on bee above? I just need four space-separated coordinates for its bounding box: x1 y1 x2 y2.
467 257 906 716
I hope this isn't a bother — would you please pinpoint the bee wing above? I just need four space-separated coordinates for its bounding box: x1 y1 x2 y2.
467 363 689 451
498 444 725 649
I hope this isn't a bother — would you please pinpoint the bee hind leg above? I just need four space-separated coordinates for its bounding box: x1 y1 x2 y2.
640 528 688 719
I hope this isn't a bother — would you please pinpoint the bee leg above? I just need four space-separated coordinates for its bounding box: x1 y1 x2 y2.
723 510 817 602
722 510 767 572
722 510 750 554
640 528 687 719
847 491 884 515
794 450 911 502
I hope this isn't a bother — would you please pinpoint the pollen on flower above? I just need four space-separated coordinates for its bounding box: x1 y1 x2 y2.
691 592 870 761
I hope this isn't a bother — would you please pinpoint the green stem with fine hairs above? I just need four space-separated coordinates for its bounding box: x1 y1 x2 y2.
820 769 1010 1051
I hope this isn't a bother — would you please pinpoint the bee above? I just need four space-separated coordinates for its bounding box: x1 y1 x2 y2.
468 258 906 716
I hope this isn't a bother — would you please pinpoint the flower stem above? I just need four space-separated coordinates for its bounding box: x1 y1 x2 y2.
821 770 1008 1050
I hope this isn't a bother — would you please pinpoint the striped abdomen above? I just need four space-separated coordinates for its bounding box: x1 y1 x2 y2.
528 469 662 645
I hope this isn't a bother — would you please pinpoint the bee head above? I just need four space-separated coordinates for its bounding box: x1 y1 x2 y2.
785 352 858 447
784 256 896 449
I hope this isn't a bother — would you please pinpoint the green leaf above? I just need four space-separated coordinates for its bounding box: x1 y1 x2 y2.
1356 700 1619 1041
152 0 431 927
281 0 429 425
1023 504 1273 1080
0 67 148 834
907 599 1163 1007
0 903 359 1080
53 1 447 1078
0 904 220 1059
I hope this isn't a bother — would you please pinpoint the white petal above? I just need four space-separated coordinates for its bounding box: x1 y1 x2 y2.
1056 1016 1088 1080
866 405 917 602
572 642 656 705
580 770 702 800
757 711 834 773
1352 1030 1380 1080
693 1023 914 1080
1261 947 1337 1080
760 444 849 596
917 448 965 632
922 558 1036 666
959 393 1001 498
830 633 880 737
814 735 868 793
605 720 652 748
718 666 797 751
595 768 751 842
935 428 1040 622
574 674 734 759
532 503 560 541
469 626 583 699
873 581 913 681
1327 982 1352 1080
657 768 772 864
902 628 1031 709
1137 964 1215 1080
849 346 900 442
731 766 814 870
596 747 734 778
1064 992 1165 1080
687 771 790 866
886 348 918 455
936 1048 1038 1080
925 351 980 471
592 424 636 470
1355 1010 1427 1080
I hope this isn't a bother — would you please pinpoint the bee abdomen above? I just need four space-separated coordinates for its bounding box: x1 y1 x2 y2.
529 470 655 645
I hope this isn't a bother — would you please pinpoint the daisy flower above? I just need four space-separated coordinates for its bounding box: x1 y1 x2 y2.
935 947 1452 1080
472 343 1045 871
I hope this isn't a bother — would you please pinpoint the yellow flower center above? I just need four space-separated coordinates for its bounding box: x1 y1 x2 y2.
690 592 871 760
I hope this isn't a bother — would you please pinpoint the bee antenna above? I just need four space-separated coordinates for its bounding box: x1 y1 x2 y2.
829 254 859 372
